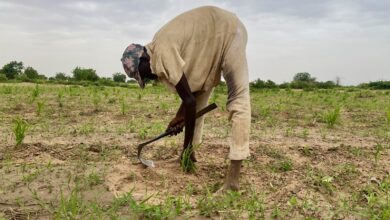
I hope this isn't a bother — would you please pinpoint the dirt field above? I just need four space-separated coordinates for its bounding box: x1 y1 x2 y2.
0 83 389 219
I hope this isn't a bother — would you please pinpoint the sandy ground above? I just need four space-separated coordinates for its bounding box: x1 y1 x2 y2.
0 83 389 219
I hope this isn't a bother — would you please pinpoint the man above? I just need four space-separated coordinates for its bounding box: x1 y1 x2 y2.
121 6 251 191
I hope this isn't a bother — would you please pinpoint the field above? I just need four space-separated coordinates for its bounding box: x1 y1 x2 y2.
0 83 389 219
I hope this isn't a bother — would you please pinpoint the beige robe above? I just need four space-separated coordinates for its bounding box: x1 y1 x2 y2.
145 6 251 160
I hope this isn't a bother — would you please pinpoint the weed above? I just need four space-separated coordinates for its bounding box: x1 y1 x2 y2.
322 106 341 127
302 128 309 141
86 172 103 187
386 110 390 124
307 167 334 194
120 97 127 115
13 117 28 146
54 188 87 219
268 159 293 172
181 144 197 173
271 205 283 218
31 84 40 102
22 169 41 184
138 127 148 139
57 90 64 107
92 92 101 111
36 100 45 116
79 123 95 135
374 143 383 164
2 86 12 94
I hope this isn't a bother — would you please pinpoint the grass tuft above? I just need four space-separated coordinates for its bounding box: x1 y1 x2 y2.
323 106 341 128
181 145 197 173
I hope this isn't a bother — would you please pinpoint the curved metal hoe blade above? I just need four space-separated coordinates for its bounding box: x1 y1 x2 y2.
139 157 155 168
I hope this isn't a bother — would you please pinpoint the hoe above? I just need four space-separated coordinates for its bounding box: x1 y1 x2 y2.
137 103 218 167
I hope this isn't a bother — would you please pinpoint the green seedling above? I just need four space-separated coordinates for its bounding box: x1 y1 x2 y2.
92 92 101 111
181 144 198 173
323 106 341 128
36 101 45 116
57 90 64 107
31 84 40 102
386 110 390 124
13 117 28 146
120 97 127 115
374 143 383 164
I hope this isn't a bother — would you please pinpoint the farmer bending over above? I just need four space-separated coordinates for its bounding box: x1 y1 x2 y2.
121 6 251 191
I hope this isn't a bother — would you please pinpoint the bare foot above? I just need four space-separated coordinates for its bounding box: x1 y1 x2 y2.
213 160 243 196
223 160 242 191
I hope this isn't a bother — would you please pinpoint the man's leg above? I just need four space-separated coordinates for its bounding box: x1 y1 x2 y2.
190 89 214 161
222 20 251 191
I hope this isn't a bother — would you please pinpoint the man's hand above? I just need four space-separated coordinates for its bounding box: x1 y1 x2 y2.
166 115 185 136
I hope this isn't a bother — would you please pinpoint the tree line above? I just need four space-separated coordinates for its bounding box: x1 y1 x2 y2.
0 61 389 89
0 61 130 86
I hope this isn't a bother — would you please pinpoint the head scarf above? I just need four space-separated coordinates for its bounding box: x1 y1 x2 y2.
121 43 145 88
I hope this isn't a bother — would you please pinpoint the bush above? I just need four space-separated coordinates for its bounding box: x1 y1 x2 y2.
24 66 39 79
293 72 316 82
54 72 68 81
16 73 31 82
316 81 336 89
0 73 7 82
113 73 126 83
250 79 277 89
72 67 99 81
361 81 390 90
98 77 115 86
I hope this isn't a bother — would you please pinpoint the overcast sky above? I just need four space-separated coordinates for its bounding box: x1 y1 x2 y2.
1 0 389 85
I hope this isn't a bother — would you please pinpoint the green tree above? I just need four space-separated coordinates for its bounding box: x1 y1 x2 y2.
293 72 316 82
0 61 24 79
54 72 68 81
112 72 126 83
24 66 39 79
72 67 99 81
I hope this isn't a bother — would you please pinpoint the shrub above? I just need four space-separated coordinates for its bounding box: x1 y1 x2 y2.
323 107 341 128
54 72 68 81
250 79 277 89
16 73 31 82
113 73 127 83
72 67 99 81
24 66 39 79
0 73 7 82
363 81 390 90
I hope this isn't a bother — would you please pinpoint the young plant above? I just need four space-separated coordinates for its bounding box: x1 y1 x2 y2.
386 110 390 125
323 106 341 128
92 92 101 111
31 84 40 102
181 144 198 173
36 101 45 116
13 117 29 146
374 143 383 164
120 97 127 115
57 90 64 108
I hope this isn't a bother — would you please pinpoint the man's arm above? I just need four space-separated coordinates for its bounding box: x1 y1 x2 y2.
174 74 196 150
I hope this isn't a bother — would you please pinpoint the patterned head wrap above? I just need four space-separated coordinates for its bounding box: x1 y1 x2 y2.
121 43 145 88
